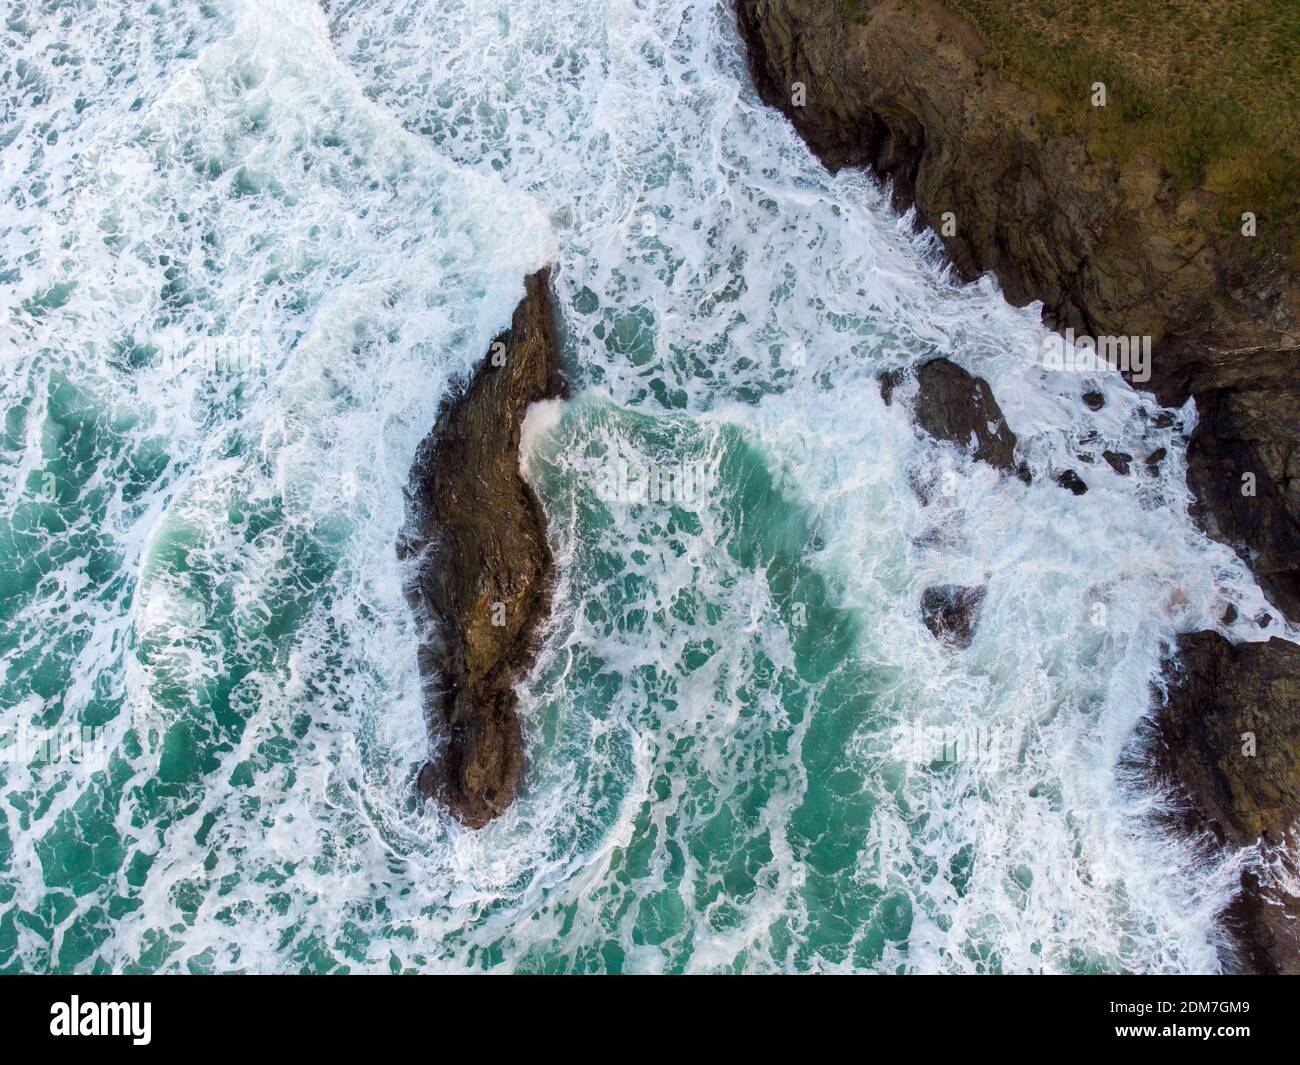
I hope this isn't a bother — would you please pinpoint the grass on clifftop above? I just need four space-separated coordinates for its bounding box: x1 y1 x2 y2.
943 0 1299 262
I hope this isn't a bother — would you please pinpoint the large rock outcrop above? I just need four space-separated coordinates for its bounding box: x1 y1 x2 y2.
880 357 1023 477
1154 633 1300 974
733 0 1300 622
398 270 566 828
1186 380 1300 622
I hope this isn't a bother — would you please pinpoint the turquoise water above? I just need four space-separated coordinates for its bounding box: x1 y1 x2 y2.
0 0 1278 972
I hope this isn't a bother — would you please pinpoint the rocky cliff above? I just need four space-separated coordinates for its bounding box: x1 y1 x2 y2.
399 270 566 828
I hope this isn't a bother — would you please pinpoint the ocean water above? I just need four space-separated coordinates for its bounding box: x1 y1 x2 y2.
0 0 1287 973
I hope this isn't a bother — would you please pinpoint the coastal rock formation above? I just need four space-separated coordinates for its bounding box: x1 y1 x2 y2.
1054 469 1088 495
1154 632 1300 973
399 270 566 828
733 0 1299 622
880 357 1024 477
1102 450 1132 476
921 583 987 650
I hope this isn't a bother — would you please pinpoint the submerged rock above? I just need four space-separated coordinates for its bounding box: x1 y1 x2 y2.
398 270 566 828
1154 631 1300 973
881 358 1026 479
920 583 987 650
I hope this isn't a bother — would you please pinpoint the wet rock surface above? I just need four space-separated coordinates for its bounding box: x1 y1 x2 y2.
1102 450 1132 476
1154 632 1300 973
920 583 987 650
881 358 1024 478
399 270 566 828
1156 633 1300 848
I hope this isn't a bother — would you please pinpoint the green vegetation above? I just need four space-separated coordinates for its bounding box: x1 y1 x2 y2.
946 0 1299 261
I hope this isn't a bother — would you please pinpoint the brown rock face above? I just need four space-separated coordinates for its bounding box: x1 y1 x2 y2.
733 0 1300 622
1154 633 1300 973
1156 633 1300 849
880 357 1024 476
399 270 566 828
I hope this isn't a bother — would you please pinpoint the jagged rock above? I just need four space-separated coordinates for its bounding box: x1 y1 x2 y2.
880 358 1026 478
920 583 986 649
1082 390 1105 411
1156 633 1300 846
398 270 566 828
1154 631 1300 973
1144 447 1167 473
1103 450 1132 475
1055 469 1087 495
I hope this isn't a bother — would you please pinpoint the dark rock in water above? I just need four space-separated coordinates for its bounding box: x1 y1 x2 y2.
1186 384 1300 623
880 358 1026 479
1082 390 1105 411
1256 612 1273 629
1102 450 1132 475
1144 446 1167 473
1055 469 1088 495
1154 632 1300 973
1153 412 1176 429
399 270 566 828
920 583 986 650
1220 603 1238 625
